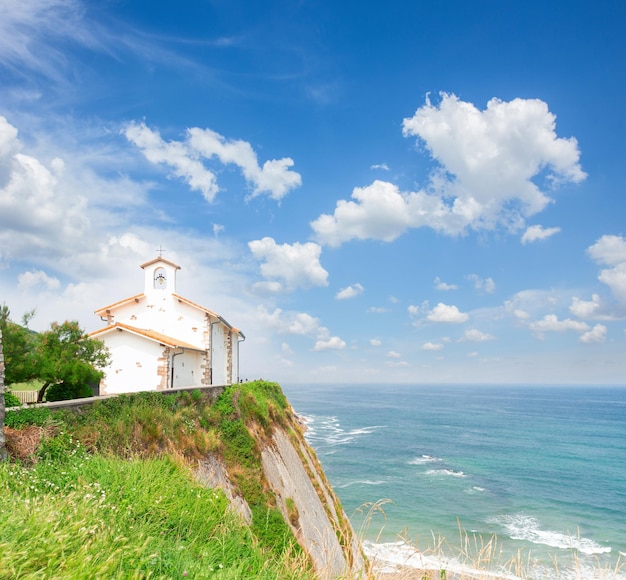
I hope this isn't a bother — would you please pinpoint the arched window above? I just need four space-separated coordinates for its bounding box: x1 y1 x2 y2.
153 267 167 289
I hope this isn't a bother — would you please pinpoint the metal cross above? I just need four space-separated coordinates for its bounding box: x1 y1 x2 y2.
156 245 166 257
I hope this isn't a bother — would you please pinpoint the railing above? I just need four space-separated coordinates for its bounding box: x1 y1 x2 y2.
10 390 39 404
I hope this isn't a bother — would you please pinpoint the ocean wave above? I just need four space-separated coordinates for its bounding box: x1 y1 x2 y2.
336 479 387 488
363 538 625 580
300 414 385 448
408 454 442 465
425 468 467 478
362 540 521 579
488 514 612 555
465 486 486 494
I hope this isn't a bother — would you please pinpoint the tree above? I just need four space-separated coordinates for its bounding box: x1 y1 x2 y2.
0 307 109 403
34 321 109 403
0 306 38 386
0 327 7 462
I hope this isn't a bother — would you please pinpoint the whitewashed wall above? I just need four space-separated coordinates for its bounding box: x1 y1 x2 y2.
101 331 163 394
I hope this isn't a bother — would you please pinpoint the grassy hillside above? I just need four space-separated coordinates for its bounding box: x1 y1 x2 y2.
0 381 316 579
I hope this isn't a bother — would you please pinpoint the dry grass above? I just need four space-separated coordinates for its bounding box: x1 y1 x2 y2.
4 425 51 464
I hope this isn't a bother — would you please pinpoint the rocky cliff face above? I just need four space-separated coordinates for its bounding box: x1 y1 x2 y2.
261 427 365 579
194 388 366 579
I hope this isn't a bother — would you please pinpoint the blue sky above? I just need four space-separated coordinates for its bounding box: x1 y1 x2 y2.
1 0 625 384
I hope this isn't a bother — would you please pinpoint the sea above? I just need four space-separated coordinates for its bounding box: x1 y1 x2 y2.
282 384 626 580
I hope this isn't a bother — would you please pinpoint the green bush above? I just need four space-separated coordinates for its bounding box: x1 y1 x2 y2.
4 406 52 428
46 381 94 402
4 391 22 407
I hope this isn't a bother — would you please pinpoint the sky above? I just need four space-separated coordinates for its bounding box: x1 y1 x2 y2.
1 0 625 385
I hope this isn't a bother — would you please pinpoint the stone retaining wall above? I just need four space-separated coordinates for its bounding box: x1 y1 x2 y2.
6 383 229 411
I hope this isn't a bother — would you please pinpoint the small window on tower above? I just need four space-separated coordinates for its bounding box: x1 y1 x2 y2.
154 267 167 289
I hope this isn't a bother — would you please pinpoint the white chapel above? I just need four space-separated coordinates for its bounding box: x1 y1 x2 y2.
90 256 244 395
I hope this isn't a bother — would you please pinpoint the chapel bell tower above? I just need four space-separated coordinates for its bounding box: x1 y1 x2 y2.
141 256 181 296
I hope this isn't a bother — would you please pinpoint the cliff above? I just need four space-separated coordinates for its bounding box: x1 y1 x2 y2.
192 381 366 578
2 381 366 579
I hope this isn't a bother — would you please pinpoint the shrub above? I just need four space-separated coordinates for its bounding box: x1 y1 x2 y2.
46 381 94 402
4 391 22 407
4 406 52 429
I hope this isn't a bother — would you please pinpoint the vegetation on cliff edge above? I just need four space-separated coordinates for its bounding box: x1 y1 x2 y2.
1 381 316 579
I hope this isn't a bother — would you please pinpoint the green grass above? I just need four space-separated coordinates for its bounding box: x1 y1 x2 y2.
0 455 312 579
7 379 43 391
1 381 315 579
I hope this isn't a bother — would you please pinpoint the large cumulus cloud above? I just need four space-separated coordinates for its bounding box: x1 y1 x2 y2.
312 94 585 246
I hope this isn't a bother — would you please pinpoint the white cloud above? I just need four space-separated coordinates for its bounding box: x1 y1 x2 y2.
529 314 589 338
256 305 344 353
370 163 390 171
248 237 328 292
368 306 390 313
408 301 429 317
427 303 469 323
467 274 496 294
124 122 301 203
387 350 402 358
585 235 626 315
313 336 346 351
422 342 444 351
504 289 564 320
0 116 92 262
370 338 382 346
257 306 322 336
434 277 458 291
335 283 364 300
579 324 607 344
212 223 224 236
17 269 60 290
310 94 587 247
521 225 561 244
587 235 626 266
598 264 626 306
403 93 585 218
460 329 495 342
187 127 301 201
281 342 294 356
312 180 431 246
570 294 601 319
0 0 97 82
124 122 219 202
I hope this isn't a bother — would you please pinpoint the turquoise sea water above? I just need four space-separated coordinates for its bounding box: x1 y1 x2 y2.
282 384 626 579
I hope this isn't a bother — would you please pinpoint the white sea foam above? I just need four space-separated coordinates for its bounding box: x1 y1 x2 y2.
489 514 612 555
337 479 387 488
408 454 442 465
364 539 625 580
425 468 467 478
465 486 486 494
363 540 521 579
302 413 385 448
